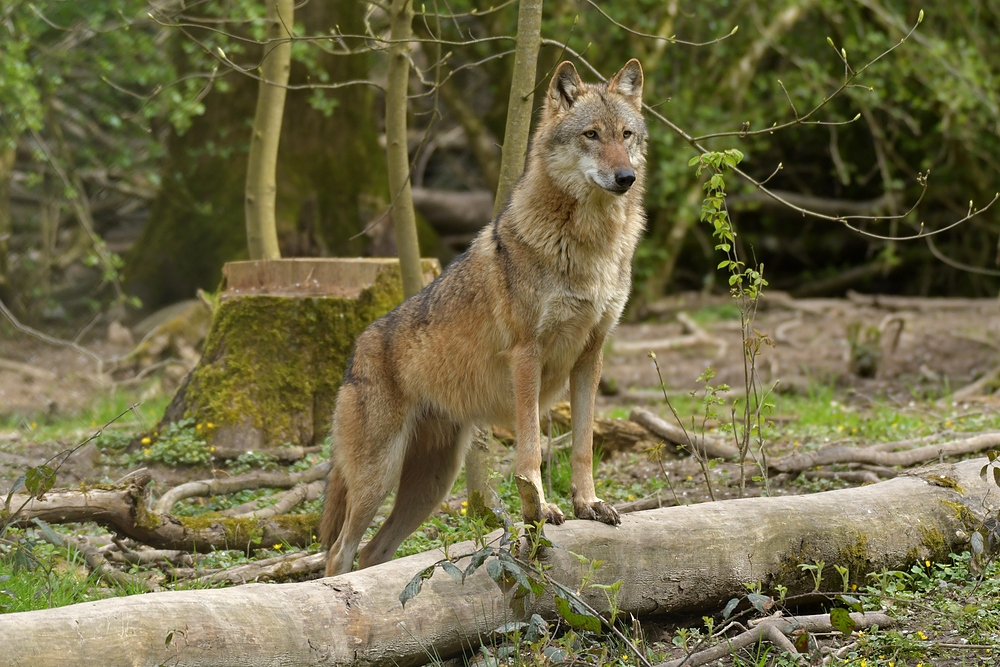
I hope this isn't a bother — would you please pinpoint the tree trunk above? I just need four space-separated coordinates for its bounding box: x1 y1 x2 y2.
492 0 543 217
0 143 14 294
127 1 388 309
385 0 423 298
245 0 293 260
156 258 439 452
0 458 991 667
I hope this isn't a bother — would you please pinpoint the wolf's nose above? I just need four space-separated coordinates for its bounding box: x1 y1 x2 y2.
614 168 636 189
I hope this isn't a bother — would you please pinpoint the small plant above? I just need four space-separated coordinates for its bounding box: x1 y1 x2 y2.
139 419 213 466
799 559 826 592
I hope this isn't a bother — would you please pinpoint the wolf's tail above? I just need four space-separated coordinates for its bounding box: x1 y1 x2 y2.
319 462 348 548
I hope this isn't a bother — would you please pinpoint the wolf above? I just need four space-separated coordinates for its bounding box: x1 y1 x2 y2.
320 59 647 576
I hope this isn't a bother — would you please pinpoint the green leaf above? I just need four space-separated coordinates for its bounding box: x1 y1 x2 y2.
747 593 772 613
399 565 435 608
486 558 504 583
722 597 739 619
837 594 863 612
464 547 492 580
526 614 548 642
439 560 465 583
554 595 602 633
688 156 701 167
25 465 56 499
32 518 63 547
830 607 856 635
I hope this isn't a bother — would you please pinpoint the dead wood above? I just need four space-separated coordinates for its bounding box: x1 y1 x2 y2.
410 187 493 234
191 551 326 585
0 458 992 667
4 471 318 553
630 407 740 460
37 529 159 593
769 431 1000 473
950 363 1000 402
660 612 895 667
844 290 1000 311
226 480 324 519
154 460 330 513
547 401 659 453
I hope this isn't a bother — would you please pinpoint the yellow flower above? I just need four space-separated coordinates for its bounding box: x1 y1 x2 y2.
837 425 844 432
851 427 858 434
273 543 283 550
917 631 927 640
460 508 467 516
627 495 635 501
206 422 215 428
686 475 693 481
793 441 800 447
196 423 203 430
851 584 857 591
143 449 151 456
945 420 953 427
925 560 931 568
30 421 37 429
461 500 468 507
209 446 216 452
141 437 151 445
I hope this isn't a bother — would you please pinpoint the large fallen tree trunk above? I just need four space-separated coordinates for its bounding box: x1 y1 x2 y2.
0 458 993 667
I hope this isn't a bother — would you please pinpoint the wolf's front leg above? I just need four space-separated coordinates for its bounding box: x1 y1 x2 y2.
511 345 565 526
569 342 621 525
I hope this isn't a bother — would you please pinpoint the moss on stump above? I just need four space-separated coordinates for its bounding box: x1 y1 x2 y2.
160 258 440 453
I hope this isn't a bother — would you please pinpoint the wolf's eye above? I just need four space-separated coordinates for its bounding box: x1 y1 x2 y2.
623 130 633 139
583 130 598 139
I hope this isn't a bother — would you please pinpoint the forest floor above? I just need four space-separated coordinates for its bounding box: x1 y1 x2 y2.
1 291 999 666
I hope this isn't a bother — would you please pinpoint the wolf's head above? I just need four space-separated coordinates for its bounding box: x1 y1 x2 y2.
537 59 647 199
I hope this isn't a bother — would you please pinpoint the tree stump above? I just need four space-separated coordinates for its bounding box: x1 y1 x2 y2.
158 258 439 454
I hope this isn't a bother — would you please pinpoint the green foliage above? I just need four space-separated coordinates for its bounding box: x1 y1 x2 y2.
138 418 212 466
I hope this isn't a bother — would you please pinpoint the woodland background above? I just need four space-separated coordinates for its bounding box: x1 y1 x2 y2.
1 0 998 328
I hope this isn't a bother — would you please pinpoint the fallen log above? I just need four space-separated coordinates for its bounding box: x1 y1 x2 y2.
769 431 1000 473
0 458 994 667
3 470 318 553
548 401 660 453
630 406 739 460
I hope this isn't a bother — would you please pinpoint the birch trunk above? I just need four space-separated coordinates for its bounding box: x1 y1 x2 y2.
245 0 293 260
385 0 423 298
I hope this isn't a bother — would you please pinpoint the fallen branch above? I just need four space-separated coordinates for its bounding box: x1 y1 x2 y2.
191 551 325 585
661 612 895 667
154 461 330 513
0 458 992 667
630 407 739 460
769 431 1000 473
37 527 159 593
4 471 318 553
548 402 659 453
226 480 324 519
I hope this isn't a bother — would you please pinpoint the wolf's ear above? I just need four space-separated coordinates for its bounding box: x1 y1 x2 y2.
608 59 643 108
548 61 582 113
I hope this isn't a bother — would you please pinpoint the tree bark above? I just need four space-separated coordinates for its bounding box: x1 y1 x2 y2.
0 143 14 293
385 0 423 298
492 0 543 217
0 458 992 667
245 0 293 260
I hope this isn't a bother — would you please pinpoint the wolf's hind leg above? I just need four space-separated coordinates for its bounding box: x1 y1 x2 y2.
324 407 412 577
357 421 470 569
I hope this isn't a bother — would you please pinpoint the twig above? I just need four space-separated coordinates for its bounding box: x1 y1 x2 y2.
630 407 739 460
154 460 330 513
769 432 1000 473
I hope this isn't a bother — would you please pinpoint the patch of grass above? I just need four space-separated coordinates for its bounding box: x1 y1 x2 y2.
1 391 170 445
0 532 146 613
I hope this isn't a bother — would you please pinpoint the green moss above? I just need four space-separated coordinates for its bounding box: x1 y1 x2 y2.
271 513 320 536
178 515 263 546
164 261 438 449
920 525 948 558
838 532 872 583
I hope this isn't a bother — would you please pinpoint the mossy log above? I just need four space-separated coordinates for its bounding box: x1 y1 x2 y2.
0 458 993 667
159 258 439 453
3 470 319 553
